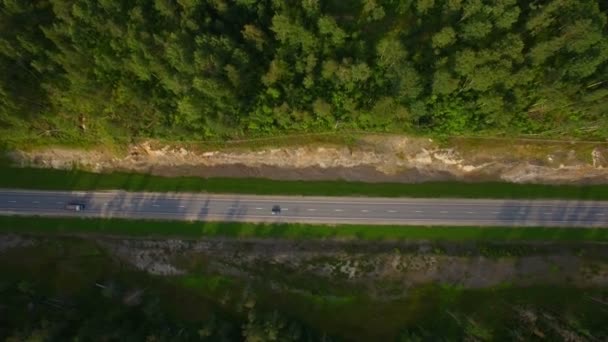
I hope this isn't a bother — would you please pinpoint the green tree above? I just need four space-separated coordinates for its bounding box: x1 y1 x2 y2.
242 24 267 51
416 0 435 14
432 68 460 95
376 37 408 70
432 27 456 49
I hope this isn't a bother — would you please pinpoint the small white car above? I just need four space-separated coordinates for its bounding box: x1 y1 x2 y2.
65 202 86 211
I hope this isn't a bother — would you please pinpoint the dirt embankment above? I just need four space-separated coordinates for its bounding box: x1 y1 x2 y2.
8 135 608 184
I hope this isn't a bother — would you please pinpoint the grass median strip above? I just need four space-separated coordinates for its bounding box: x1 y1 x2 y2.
1 216 607 241
1 166 608 200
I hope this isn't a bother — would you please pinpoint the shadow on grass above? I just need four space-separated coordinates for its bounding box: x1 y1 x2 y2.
3 215 607 242
2 166 608 200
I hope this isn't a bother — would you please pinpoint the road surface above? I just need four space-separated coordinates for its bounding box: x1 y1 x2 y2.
0 189 607 227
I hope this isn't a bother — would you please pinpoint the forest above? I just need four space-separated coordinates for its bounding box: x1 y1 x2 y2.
0 0 607 146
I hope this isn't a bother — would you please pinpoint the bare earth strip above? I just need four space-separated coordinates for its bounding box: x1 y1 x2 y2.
9 135 608 184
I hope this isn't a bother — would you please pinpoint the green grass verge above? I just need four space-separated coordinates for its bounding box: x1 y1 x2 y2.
1 166 608 199
1 216 607 241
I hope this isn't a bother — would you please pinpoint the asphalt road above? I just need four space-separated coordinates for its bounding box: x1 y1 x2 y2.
0 189 607 227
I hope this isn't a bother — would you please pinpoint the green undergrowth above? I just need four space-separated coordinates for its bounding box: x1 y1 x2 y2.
2 237 607 340
1 216 607 241
1 165 608 200
255 284 608 341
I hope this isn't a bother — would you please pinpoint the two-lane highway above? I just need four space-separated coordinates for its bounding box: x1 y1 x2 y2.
0 189 607 227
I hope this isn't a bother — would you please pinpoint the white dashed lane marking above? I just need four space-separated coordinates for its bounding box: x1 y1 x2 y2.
307 208 316 211
361 209 369 213
32 201 39 204
440 211 449 214
152 204 160 207
415 210 423 213
466 211 474 214
178 205 186 208
334 209 343 212
255 208 263 210
387 210 397 213
8 200 16 203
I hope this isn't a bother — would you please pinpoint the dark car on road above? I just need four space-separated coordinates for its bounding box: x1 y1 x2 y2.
271 205 281 215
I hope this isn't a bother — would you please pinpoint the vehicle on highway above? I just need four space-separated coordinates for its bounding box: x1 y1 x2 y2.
65 202 86 211
271 205 281 215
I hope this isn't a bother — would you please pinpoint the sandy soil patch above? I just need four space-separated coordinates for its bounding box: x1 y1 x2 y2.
8 134 608 184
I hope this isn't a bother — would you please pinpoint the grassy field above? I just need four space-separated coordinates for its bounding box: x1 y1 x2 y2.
1 215 607 241
1 165 608 200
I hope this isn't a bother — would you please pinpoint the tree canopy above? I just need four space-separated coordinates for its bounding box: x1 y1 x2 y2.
0 0 607 144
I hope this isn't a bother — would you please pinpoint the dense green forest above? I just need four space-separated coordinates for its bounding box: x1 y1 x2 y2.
1 0 607 146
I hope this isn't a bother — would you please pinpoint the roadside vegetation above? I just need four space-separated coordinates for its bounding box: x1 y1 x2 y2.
2 165 608 200
0 239 325 341
1 216 607 241
1 0 607 149
2 235 608 340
